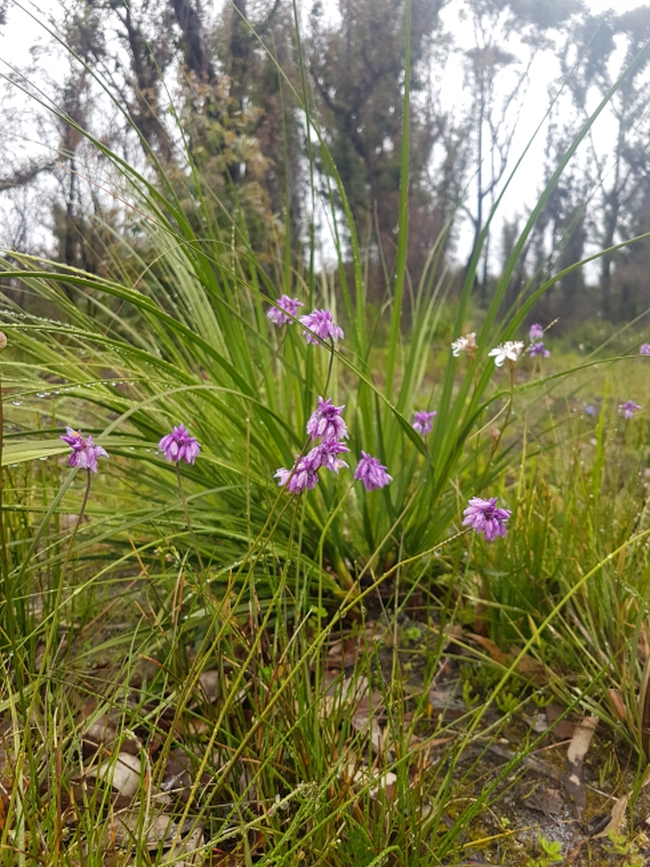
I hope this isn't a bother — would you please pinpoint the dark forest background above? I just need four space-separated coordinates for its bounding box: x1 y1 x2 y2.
2 0 650 329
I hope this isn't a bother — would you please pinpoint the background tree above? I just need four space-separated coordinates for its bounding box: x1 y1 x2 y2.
308 0 450 300
560 8 650 317
457 0 581 301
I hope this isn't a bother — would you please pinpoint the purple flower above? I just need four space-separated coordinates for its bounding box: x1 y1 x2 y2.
618 400 641 420
60 428 86 451
267 295 303 327
528 341 550 358
462 497 511 542
306 397 349 442
60 427 108 473
159 424 201 464
585 405 596 416
313 439 350 473
354 451 392 491
300 309 344 345
275 439 350 494
412 410 437 436
275 453 320 494
529 323 544 341
640 344 650 356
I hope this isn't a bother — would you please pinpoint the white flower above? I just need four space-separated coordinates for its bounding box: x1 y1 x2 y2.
488 341 524 367
451 332 477 357
451 337 467 356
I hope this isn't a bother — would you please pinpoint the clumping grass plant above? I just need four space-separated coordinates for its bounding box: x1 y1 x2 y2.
3 6 650 866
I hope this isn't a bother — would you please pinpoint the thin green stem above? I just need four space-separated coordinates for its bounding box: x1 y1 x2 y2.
175 462 205 574
0 373 7 585
37 468 92 679
58 469 92 594
477 364 515 493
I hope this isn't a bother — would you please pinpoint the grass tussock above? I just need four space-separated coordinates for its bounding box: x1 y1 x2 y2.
2 7 650 865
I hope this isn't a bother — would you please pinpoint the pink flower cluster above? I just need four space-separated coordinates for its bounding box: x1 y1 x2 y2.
60 428 109 473
528 324 550 358
300 309 344 345
354 452 392 491
267 296 344 346
275 397 391 494
159 424 201 464
462 497 511 542
61 423 204 473
275 397 350 494
618 400 641 420
412 410 436 437
266 294 303 327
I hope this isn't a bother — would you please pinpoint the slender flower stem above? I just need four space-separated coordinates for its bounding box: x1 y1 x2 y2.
317 481 356 591
323 337 336 395
0 372 7 584
39 468 93 674
59 469 92 586
477 366 515 493
258 328 289 392
175 462 205 575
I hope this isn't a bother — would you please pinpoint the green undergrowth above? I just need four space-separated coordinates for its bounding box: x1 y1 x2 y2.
1 352 650 865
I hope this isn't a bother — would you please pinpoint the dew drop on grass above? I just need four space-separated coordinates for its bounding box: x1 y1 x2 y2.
12 400 22 406
38 456 47 461
434 548 442 557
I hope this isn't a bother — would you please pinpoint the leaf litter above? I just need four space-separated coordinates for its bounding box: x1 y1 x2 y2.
4 606 650 865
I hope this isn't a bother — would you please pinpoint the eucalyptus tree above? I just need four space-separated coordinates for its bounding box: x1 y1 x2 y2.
560 7 650 316
307 0 452 299
457 0 582 300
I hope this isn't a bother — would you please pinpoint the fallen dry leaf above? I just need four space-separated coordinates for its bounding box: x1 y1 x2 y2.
89 752 142 798
469 634 509 665
523 783 563 817
564 715 598 821
197 670 220 703
593 794 629 839
607 688 628 721
103 810 204 863
351 764 398 801
428 685 467 721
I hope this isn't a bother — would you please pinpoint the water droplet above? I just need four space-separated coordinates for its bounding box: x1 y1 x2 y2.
12 400 22 406
434 548 442 557
38 456 47 461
